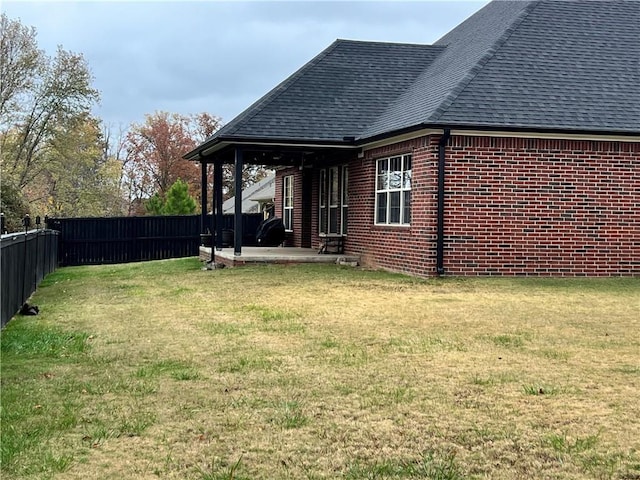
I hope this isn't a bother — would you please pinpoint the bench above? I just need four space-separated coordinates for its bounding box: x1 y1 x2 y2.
318 235 345 254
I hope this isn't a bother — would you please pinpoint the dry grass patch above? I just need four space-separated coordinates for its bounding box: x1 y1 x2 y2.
1 258 639 479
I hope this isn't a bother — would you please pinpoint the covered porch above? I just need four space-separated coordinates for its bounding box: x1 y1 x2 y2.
187 140 358 259
199 246 359 268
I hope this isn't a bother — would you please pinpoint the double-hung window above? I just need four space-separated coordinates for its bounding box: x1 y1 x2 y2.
375 154 411 225
283 175 294 231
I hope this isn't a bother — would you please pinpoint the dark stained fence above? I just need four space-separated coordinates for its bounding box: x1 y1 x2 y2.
46 214 262 267
1 229 59 327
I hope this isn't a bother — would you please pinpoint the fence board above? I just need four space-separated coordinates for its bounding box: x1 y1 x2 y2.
46 214 262 266
1 230 59 327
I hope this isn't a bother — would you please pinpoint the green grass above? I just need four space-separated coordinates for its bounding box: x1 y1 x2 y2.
1 258 639 479
0 320 92 477
1 321 90 357
194 456 248 480
274 400 309 429
522 384 562 396
346 451 464 480
135 359 201 380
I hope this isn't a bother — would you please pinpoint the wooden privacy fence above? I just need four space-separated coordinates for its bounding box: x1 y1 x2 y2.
1 229 59 327
46 214 262 267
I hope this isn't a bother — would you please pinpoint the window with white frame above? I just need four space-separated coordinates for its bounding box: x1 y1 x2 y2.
341 165 348 235
283 175 294 231
319 165 348 235
319 169 327 234
375 154 411 225
328 167 339 233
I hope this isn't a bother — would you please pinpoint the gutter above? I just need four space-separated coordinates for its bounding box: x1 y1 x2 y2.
436 129 451 276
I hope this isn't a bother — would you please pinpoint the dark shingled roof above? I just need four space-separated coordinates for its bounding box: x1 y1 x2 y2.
212 40 446 142
362 0 536 139
431 0 640 134
188 0 640 158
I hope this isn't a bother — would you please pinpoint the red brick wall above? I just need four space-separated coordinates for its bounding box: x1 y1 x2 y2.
347 137 440 275
443 135 639 276
275 135 639 276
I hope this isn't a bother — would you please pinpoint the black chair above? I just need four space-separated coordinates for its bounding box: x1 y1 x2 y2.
255 217 285 247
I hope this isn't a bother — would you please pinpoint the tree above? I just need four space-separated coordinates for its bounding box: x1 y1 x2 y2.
122 111 272 215
144 193 164 216
0 13 101 224
163 179 197 215
222 164 271 200
123 112 213 209
144 179 196 215
0 180 28 232
43 114 124 217
0 15 99 190
0 14 40 124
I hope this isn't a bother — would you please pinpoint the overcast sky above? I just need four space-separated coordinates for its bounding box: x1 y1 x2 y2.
3 1 489 129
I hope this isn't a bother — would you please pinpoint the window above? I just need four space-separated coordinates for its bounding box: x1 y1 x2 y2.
283 175 294 231
319 165 348 235
328 167 339 234
319 170 327 234
375 154 411 225
341 165 349 235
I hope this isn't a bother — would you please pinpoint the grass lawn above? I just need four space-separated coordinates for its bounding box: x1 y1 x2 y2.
1 258 639 479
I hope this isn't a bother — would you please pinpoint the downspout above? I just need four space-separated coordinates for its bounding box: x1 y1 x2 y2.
436 129 451 276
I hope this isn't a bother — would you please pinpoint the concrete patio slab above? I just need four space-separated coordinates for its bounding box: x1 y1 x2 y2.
199 246 359 267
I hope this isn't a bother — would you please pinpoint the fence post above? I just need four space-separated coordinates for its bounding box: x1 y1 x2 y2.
21 214 31 307
34 216 42 286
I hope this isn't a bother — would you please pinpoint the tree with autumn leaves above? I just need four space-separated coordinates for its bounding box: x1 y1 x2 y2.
121 111 219 215
122 111 271 216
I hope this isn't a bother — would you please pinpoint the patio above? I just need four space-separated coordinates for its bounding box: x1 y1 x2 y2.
199 246 359 268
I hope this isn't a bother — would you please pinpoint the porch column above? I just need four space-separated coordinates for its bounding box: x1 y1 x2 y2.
200 161 207 234
214 160 223 251
234 147 243 256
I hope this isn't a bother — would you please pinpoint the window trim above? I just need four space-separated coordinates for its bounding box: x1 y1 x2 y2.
341 165 348 236
328 166 339 235
374 153 412 227
319 169 327 235
283 175 294 232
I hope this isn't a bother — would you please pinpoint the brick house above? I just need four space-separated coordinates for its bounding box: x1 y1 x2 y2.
185 0 639 277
